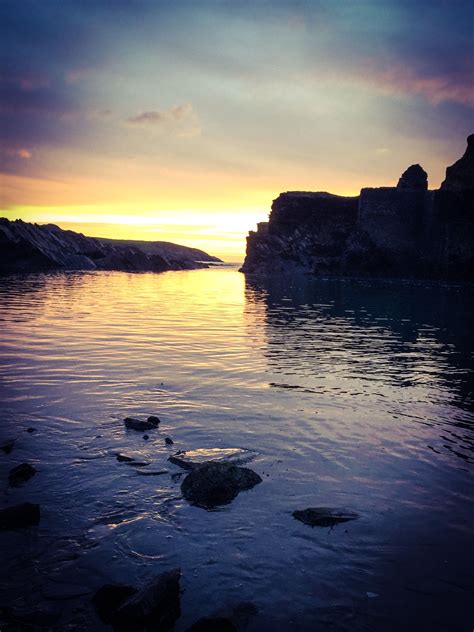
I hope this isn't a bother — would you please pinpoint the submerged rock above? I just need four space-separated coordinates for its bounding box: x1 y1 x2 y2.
116 568 181 632
169 447 258 471
8 462 37 486
292 507 359 528
181 462 262 509
26 427 37 433
124 417 158 431
165 437 174 446
0 502 40 529
92 584 138 625
1 439 15 454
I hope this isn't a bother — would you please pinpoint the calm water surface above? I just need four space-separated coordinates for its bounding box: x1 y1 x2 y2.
0 267 473 631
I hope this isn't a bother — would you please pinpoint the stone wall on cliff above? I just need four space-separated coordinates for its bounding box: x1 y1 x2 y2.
241 135 473 281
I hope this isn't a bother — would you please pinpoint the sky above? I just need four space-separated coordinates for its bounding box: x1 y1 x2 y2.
1 0 473 260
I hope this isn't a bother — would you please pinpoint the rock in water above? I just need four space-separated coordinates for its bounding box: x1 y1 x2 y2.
292 507 358 528
0 503 40 529
181 462 262 509
115 569 181 632
92 584 138 624
1 439 15 454
147 415 161 425
124 417 158 431
165 437 174 446
8 463 36 486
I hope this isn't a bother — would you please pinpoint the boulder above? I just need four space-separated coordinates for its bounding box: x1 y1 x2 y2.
8 462 37 486
181 462 262 509
169 447 258 471
124 417 158 431
115 569 181 632
292 507 358 528
0 503 40 529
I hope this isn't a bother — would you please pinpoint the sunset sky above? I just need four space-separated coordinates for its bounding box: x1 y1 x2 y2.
1 0 473 259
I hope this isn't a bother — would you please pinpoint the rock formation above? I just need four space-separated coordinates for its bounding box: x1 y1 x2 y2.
241 135 473 280
0 219 221 273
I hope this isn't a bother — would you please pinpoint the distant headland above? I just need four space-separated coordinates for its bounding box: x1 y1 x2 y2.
0 220 221 273
241 135 474 281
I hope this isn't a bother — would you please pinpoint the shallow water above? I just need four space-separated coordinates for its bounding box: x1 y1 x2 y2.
0 267 473 631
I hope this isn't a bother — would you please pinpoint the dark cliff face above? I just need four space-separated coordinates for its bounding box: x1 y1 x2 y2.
241 135 474 281
0 219 221 273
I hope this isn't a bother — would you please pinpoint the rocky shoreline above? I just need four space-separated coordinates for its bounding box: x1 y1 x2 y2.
240 135 474 281
0 412 359 631
0 219 221 274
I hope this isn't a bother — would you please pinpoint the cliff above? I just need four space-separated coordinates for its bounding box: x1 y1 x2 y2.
0 219 221 273
241 135 474 281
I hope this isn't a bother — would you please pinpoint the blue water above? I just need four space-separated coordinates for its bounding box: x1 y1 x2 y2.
0 267 473 631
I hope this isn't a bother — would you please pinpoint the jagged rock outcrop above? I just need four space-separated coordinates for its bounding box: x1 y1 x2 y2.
0 219 221 273
241 135 473 281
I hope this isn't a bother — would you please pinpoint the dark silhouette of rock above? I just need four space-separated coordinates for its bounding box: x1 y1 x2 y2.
441 134 474 191
187 617 237 632
293 507 359 528
147 415 161 425
181 462 262 509
92 584 138 624
0 502 40 529
397 164 428 190
1 439 15 454
8 463 36 486
0 219 221 273
240 135 474 281
124 417 158 431
115 568 181 632
26 427 37 433
165 437 174 446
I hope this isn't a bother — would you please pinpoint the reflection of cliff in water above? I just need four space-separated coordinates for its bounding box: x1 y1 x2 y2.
244 274 474 416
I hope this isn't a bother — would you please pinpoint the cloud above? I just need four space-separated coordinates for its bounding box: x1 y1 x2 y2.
125 103 200 137
126 103 193 126
361 62 474 107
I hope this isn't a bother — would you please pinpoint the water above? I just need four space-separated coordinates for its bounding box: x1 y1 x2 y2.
0 267 473 631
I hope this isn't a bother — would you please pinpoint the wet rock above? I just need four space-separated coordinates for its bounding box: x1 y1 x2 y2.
143 434 149 441
181 462 262 509
124 417 157 431
1 439 15 454
135 469 168 476
147 415 161 425
8 462 37 486
116 568 181 632
187 617 237 632
26 427 37 433
292 507 359 528
165 437 174 446
169 447 258 471
116 453 135 462
0 502 40 529
92 584 138 624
